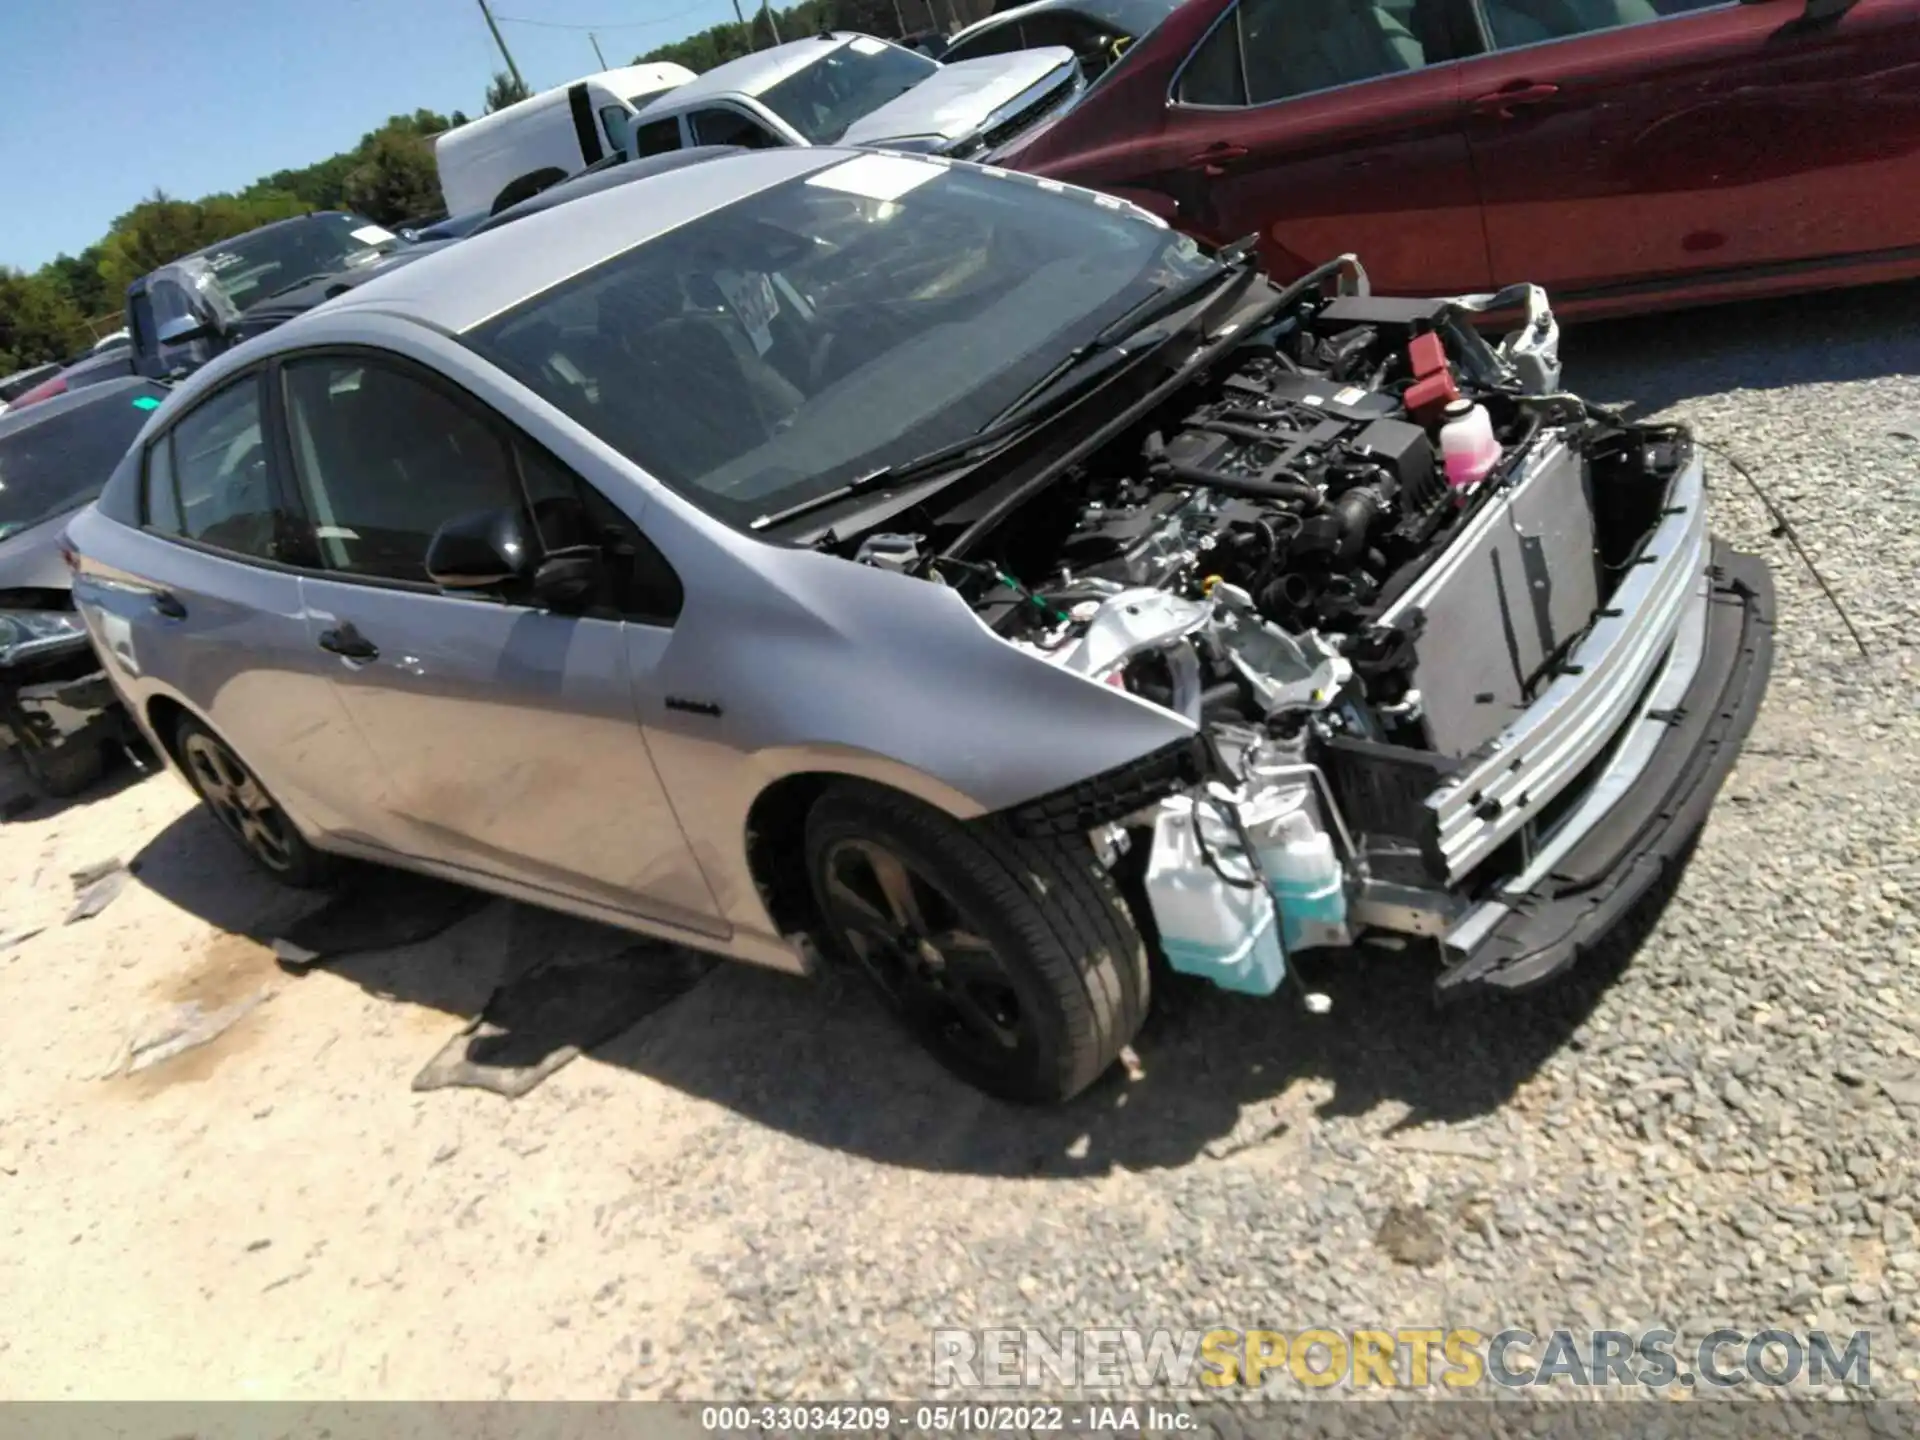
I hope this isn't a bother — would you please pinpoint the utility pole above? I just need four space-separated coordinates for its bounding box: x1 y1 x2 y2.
476 0 526 92
761 0 782 43
589 31 609 68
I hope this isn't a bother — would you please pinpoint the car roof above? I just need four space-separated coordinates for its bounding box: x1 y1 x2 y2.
635 33 871 113
469 145 747 235
226 147 845 341
437 63 695 146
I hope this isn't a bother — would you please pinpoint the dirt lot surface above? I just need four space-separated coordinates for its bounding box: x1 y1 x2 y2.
2 283 1917 1405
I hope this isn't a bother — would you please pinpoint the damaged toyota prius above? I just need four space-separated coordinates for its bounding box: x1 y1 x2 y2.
66 149 1773 1102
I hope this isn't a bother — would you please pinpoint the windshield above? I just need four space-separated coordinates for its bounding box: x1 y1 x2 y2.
758 40 940 144
465 156 1216 527
194 214 404 311
0 384 165 539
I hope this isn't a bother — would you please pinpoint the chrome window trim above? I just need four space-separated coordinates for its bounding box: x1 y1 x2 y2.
1166 0 1741 114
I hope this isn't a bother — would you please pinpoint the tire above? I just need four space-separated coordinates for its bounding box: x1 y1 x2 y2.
803 781 1150 1104
20 738 104 799
173 715 334 888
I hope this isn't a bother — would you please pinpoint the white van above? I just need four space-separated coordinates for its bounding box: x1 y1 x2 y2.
434 63 697 218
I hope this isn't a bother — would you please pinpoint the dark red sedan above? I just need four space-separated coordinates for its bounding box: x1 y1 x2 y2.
993 0 1920 317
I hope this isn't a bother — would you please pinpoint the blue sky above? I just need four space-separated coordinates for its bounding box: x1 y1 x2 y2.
0 0 744 273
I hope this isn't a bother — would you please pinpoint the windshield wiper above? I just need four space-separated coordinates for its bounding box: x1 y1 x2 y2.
255 271 345 304
749 416 1042 531
987 248 1257 432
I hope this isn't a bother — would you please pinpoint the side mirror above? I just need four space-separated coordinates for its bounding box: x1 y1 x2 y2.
156 314 218 347
425 506 537 589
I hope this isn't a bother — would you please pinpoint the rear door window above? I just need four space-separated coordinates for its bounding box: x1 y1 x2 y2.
1481 0 1668 48
145 376 286 561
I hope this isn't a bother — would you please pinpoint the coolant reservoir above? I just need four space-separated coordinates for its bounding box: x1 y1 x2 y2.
1438 399 1501 498
1239 785 1350 953
1144 793 1286 997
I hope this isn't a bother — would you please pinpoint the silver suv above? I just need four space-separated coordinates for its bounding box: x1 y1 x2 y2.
67 149 1772 1103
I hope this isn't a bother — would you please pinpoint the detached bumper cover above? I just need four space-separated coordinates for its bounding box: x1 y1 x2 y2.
1435 543 1773 997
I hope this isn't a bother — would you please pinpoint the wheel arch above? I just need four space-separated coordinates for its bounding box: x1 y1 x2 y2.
738 761 984 940
143 691 197 773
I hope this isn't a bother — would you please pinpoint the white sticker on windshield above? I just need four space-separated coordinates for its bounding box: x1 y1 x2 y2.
350 224 396 246
805 152 942 202
715 269 780 356
849 35 887 53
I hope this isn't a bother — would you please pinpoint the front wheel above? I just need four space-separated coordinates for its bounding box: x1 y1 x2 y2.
804 782 1150 1104
174 715 334 888
19 737 104 799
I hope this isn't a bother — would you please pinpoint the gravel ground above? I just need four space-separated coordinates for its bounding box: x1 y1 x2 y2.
0 279 1915 1412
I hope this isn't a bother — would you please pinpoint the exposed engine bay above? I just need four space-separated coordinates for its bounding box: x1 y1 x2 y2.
852 269 1705 994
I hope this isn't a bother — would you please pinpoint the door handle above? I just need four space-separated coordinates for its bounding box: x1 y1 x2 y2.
150 591 187 620
1184 142 1250 176
316 623 379 662
1470 82 1561 117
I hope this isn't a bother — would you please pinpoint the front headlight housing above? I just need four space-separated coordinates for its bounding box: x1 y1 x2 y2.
0 609 88 669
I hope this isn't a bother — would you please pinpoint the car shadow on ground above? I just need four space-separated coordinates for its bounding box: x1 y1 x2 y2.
131 801 1691 1179
1562 276 1920 417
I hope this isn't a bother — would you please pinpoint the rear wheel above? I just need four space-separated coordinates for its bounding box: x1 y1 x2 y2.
804 782 1149 1104
174 716 333 888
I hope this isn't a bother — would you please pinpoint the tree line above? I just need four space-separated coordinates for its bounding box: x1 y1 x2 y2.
2 0 966 375
0 105 472 375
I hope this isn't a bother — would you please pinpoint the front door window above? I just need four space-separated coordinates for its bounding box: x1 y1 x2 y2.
281 358 523 584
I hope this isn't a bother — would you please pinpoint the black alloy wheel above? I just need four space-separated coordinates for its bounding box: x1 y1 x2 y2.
173 716 333 887
820 836 1039 1079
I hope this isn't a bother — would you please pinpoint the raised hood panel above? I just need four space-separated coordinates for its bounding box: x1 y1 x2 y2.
840 48 1076 146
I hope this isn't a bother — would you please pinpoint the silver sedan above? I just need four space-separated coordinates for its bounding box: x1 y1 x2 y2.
65 147 1772 1103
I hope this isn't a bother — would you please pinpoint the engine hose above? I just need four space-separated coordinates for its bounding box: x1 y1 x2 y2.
1267 572 1318 612
1266 253 1370 314
1190 793 1263 891
1162 460 1321 506
1328 487 1383 562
